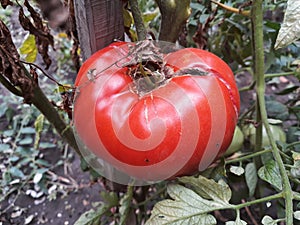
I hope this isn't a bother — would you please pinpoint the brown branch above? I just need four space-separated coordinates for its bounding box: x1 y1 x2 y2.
155 0 191 43
128 0 147 41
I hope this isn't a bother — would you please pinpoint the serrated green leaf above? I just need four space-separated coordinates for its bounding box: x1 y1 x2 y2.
74 203 106 225
275 0 300 49
19 34 38 63
145 183 232 225
258 160 283 190
245 162 257 197
119 186 133 225
178 176 232 203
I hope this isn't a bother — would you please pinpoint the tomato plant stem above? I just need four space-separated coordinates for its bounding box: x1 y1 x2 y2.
20 65 81 157
0 73 23 96
233 192 283 210
225 149 272 164
252 0 293 224
264 71 295 78
128 0 147 41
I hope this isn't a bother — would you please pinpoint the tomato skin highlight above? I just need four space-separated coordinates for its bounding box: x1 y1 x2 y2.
73 41 240 182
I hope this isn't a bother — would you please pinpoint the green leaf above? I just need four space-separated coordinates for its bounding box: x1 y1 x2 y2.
145 184 219 225
294 211 300 220
265 100 289 121
19 34 38 63
74 191 118 225
276 85 300 95
100 191 119 207
123 8 133 28
258 160 283 190
261 215 277 225
20 127 36 134
18 137 33 145
178 176 232 203
9 166 25 179
39 142 56 149
34 114 44 149
275 0 300 49
229 166 244 176
119 186 133 225
0 143 10 152
245 163 257 197
35 159 51 167
143 11 158 23
74 202 107 225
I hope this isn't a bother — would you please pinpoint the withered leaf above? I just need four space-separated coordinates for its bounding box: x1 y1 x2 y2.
24 0 43 30
0 0 13 9
19 1 54 69
0 19 36 103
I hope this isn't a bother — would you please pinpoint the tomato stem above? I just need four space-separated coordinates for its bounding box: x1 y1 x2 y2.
252 0 294 223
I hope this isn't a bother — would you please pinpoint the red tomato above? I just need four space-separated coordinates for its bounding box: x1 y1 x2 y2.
73 41 240 183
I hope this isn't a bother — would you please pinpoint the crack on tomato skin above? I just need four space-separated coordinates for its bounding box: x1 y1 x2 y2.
173 67 209 76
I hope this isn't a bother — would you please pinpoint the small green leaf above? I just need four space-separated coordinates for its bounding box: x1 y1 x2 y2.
18 137 33 145
35 159 51 167
265 100 289 121
0 143 10 152
39 142 56 149
20 127 36 134
34 114 44 149
74 202 107 225
143 11 158 23
100 191 119 207
54 84 73 93
261 215 277 225
178 175 232 203
19 34 38 63
9 167 25 179
294 211 300 220
123 8 133 28
258 160 283 190
229 166 244 176
245 162 257 197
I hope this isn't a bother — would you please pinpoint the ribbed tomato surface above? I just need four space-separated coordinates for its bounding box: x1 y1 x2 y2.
73 41 240 182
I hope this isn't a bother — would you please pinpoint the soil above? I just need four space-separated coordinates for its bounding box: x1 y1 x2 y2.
0 111 103 225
